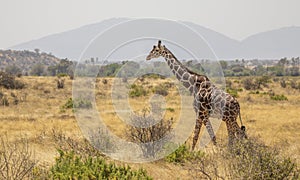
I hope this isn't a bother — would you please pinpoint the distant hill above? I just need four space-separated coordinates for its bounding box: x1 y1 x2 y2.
0 49 61 73
10 18 300 60
12 18 129 61
239 26 300 59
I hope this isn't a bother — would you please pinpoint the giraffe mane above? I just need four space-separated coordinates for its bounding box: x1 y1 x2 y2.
163 46 206 78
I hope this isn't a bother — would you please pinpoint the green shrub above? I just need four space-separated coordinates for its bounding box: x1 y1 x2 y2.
50 150 152 179
57 73 68 77
226 88 238 98
165 107 175 112
270 94 288 101
129 84 148 97
249 90 260 94
62 98 92 109
165 144 205 163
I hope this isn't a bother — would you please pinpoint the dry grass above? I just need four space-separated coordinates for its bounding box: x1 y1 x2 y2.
0 76 299 179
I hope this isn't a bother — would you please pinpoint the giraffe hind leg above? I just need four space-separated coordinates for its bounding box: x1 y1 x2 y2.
225 120 236 146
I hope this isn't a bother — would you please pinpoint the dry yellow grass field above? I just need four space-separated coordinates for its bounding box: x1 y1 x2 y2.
0 76 299 179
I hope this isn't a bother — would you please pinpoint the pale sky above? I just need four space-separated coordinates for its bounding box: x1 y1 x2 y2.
0 0 299 49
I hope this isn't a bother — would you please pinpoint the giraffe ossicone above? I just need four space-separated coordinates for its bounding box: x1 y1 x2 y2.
146 40 247 150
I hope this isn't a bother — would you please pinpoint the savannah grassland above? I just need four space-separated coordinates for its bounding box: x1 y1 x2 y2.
0 75 300 179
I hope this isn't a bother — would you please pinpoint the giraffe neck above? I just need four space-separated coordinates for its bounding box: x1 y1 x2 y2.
163 51 194 92
162 47 209 93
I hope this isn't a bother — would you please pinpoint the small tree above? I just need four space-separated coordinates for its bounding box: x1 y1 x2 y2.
34 48 40 54
5 64 22 76
30 63 45 76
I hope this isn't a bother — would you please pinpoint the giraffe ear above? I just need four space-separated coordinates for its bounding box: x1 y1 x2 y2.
158 40 161 48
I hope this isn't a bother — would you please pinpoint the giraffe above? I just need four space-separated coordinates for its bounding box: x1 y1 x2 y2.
146 40 246 150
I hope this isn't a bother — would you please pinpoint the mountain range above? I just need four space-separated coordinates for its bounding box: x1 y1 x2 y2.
11 18 300 60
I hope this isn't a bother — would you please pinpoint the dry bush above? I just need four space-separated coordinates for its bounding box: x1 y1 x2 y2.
243 76 271 90
223 137 299 179
126 110 173 158
243 78 255 90
102 78 108 85
56 78 64 89
226 79 232 89
0 93 9 106
280 79 287 88
290 80 300 90
88 127 116 154
51 128 102 158
0 136 36 180
0 71 25 89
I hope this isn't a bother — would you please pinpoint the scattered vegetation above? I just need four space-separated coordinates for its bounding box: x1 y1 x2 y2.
47 58 74 77
98 63 122 77
0 49 60 75
242 76 270 90
270 94 288 101
0 71 25 89
129 84 148 98
0 60 299 179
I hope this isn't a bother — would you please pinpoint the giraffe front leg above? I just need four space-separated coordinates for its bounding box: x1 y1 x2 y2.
203 119 217 145
192 118 203 150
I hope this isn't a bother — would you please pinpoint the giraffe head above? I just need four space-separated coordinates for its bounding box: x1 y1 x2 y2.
146 40 167 60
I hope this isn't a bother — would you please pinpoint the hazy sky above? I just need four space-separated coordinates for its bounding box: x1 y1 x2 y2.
1 0 299 49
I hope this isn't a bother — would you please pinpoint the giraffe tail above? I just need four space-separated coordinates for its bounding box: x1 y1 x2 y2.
238 108 247 138
238 109 244 127
236 102 244 127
